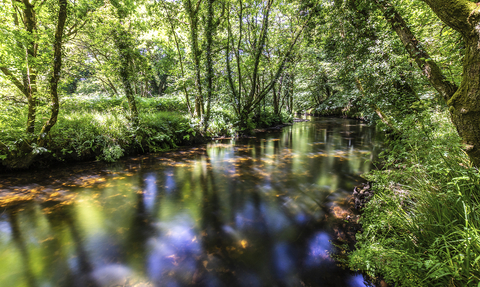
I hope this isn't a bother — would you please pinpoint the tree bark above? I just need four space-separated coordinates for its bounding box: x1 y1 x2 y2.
377 0 458 102
184 0 204 118
204 0 215 131
37 0 68 146
113 25 139 125
22 0 39 134
381 0 480 166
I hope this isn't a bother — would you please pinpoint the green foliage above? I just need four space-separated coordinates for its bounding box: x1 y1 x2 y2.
49 111 130 162
137 96 188 113
256 107 292 128
0 93 202 165
137 111 194 152
349 110 480 286
204 106 236 137
0 3 478 287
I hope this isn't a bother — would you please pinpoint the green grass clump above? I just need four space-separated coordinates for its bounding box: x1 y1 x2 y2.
138 111 196 152
49 111 132 162
349 110 480 286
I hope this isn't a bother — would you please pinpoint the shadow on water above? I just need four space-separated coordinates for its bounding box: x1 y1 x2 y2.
0 117 383 287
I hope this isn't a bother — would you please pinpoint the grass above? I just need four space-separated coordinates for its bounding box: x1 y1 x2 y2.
0 94 291 166
0 95 199 164
348 110 480 286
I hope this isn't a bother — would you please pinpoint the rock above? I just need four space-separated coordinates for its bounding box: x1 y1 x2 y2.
353 182 374 209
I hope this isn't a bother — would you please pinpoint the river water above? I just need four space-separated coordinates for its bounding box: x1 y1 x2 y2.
0 117 383 287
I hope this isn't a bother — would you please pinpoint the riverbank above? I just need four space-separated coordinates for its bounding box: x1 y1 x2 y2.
346 110 480 286
0 95 292 171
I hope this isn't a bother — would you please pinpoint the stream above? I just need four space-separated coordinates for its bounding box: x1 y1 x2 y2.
0 117 383 287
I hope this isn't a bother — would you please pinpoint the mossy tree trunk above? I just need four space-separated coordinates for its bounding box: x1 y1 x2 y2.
184 0 204 119
204 0 217 131
37 0 68 146
380 0 480 166
114 27 139 125
0 0 39 135
21 0 39 135
110 1 139 125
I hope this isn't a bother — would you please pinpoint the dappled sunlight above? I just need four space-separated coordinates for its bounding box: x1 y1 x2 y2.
0 118 382 286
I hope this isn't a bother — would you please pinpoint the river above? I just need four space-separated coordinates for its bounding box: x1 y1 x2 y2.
0 117 383 287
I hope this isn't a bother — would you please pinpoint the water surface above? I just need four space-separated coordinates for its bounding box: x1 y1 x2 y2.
0 117 383 287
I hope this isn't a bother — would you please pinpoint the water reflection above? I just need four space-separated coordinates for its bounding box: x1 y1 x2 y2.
0 117 382 287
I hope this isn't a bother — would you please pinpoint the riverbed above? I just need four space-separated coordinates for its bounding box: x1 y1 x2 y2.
0 117 383 287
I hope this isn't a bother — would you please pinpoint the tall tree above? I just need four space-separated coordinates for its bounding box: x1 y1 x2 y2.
0 0 41 134
37 0 68 146
183 0 205 118
225 0 311 128
110 0 140 125
376 0 480 166
0 0 73 166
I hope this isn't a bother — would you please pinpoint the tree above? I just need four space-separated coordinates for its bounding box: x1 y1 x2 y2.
183 0 204 118
377 0 480 166
37 0 68 146
110 0 140 125
1 0 42 135
224 0 311 128
0 0 70 166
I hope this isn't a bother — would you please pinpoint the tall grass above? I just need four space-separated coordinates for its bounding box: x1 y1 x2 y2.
1 94 293 166
349 110 480 286
0 95 196 163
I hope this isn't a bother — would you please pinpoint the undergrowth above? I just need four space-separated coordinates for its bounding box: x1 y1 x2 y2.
348 110 480 286
0 95 292 167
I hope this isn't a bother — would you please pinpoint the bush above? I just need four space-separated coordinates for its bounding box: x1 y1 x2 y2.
138 111 196 152
49 111 132 162
204 106 236 137
137 96 188 113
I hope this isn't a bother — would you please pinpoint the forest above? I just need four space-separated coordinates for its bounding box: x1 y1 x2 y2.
0 0 479 286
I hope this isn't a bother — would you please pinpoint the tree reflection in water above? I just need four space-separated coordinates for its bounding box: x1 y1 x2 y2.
0 117 383 287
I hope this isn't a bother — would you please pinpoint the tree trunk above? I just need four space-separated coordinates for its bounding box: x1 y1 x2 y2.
204 0 215 131
381 0 480 166
184 0 204 118
37 0 68 146
377 0 457 102
113 25 139 125
161 0 192 115
273 84 279 116
22 0 39 134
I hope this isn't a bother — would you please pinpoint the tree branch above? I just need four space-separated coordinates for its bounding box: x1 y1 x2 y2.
421 0 476 35
0 67 28 97
378 0 458 102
